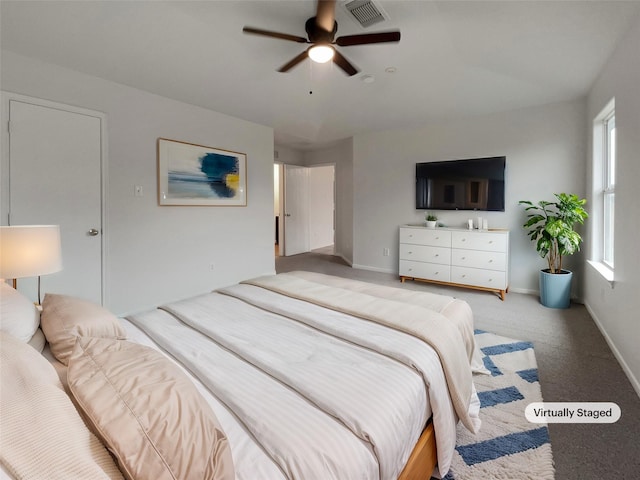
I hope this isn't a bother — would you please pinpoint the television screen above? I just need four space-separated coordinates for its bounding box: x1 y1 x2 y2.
416 156 505 211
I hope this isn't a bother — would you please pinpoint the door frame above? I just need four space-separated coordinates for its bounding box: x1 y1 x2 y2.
1 91 109 304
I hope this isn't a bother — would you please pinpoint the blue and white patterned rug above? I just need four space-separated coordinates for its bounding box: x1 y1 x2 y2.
442 330 555 480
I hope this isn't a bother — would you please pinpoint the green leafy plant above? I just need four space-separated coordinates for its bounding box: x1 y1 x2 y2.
519 193 588 273
425 212 438 222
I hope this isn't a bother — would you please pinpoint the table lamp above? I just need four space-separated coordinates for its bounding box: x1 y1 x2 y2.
0 225 63 304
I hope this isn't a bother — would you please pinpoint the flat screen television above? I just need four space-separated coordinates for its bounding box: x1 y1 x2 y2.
416 156 506 211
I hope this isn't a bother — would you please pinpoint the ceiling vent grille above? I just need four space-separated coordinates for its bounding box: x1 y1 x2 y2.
343 0 387 28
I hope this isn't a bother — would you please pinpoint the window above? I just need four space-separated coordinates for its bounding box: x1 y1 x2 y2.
603 111 615 267
591 98 615 280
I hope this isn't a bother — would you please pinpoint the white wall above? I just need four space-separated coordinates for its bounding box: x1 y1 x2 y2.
308 165 335 250
1 51 275 315
274 145 305 166
351 99 587 295
585 15 640 394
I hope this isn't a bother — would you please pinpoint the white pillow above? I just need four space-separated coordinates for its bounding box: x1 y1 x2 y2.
0 331 123 480
27 328 46 353
0 282 40 343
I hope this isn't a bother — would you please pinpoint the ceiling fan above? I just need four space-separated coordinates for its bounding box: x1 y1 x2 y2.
242 0 400 76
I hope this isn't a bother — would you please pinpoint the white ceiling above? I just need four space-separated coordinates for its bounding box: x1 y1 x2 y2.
2 0 639 150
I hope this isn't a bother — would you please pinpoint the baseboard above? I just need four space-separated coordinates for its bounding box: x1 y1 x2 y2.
507 286 537 296
508 286 584 304
352 263 395 274
336 253 353 267
585 301 640 399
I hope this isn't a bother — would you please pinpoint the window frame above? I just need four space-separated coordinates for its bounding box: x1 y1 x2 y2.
602 111 615 268
590 98 615 283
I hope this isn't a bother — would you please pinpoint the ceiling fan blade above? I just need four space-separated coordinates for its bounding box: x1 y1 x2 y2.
243 26 308 43
332 50 358 76
278 50 310 72
335 31 401 46
315 0 336 32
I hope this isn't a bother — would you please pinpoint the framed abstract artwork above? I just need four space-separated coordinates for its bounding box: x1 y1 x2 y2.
157 138 247 206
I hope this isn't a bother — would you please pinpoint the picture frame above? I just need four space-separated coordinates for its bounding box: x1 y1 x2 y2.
157 138 247 206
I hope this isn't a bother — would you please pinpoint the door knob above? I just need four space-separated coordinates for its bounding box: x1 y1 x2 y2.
284 213 291 217
88 228 100 236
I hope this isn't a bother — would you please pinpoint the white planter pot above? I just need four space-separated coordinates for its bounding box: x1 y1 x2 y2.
425 221 437 228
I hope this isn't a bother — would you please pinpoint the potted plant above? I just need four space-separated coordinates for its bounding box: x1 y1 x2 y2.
519 193 588 308
425 213 438 228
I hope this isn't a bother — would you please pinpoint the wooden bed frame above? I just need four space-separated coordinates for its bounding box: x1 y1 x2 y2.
398 420 437 480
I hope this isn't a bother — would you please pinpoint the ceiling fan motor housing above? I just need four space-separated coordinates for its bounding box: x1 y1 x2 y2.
305 16 338 44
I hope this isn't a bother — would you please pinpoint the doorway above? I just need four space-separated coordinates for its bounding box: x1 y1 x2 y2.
274 163 335 257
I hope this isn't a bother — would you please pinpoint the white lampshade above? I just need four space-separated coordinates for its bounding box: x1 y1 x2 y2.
0 225 63 279
308 44 334 64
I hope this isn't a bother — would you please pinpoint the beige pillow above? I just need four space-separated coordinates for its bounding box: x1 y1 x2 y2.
40 293 127 365
0 331 123 480
67 337 235 480
0 282 40 343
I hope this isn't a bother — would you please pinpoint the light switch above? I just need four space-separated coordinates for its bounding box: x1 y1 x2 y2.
134 185 143 197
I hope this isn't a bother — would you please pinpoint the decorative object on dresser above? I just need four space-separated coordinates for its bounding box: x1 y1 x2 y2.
425 212 438 228
399 225 509 300
519 193 588 308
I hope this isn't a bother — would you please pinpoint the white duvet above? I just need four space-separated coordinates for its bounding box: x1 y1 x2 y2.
127 276 482 479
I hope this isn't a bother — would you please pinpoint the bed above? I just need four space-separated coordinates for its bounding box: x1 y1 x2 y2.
0 271 485 480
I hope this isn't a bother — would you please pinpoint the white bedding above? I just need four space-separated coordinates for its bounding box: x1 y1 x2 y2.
126 275 482 479
1 273 482 480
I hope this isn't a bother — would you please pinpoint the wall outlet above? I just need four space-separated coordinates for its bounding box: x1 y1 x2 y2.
383 248 390 256
134 185 143 197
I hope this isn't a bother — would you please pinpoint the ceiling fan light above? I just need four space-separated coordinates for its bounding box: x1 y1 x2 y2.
308 45 334 63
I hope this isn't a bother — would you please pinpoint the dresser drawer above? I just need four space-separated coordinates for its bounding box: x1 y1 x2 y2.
452 231 507 252
400 228 451 247
400 260 451 282
399 244 451 265
451 249 506 271
451 266 506 289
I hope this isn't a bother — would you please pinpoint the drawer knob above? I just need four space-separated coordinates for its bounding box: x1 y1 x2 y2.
435 254 439 257
408 251 413 254
489 241 493 244
461 256 466 260
489 259 493 263
488 279 493 282
462 238 466 242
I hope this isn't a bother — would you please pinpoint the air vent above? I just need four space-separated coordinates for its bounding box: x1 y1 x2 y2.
343 0 387 28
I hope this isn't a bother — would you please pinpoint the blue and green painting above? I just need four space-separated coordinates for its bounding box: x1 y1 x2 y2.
168 151 240 199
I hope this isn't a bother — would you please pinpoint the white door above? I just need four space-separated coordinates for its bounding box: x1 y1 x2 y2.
5 96 104 304
283 165 309 256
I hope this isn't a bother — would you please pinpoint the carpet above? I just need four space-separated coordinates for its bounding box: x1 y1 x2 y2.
442 330 555 480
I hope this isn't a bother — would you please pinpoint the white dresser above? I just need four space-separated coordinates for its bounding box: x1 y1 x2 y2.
399 225 509 300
